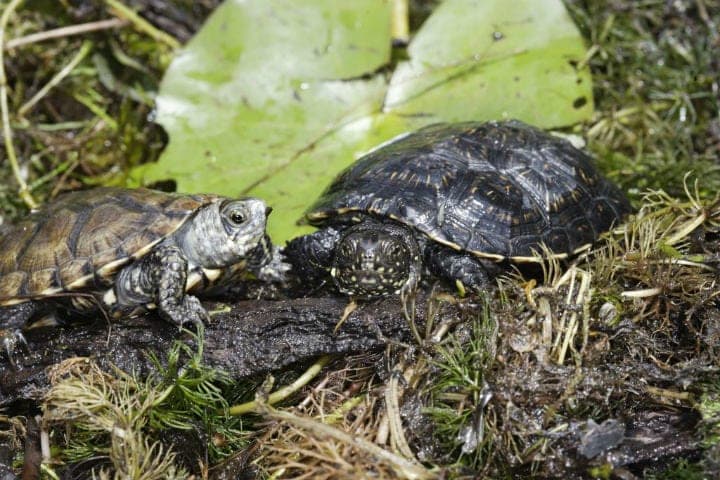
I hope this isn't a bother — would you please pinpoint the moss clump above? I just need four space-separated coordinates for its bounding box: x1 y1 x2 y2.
565 0 720 200
41 332 252 478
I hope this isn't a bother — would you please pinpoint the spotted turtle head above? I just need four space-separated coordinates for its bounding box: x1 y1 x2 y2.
331 222 419 298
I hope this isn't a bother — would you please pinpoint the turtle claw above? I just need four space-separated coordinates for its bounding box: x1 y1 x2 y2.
1 328 28 368
184 296 211 327
257 245 291 283
161 295 210 329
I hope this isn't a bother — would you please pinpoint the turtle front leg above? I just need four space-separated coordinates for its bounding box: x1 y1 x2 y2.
424 245 496 293
0 301 41 367
115 246 208 327
249 234 290 283
284 227 343 289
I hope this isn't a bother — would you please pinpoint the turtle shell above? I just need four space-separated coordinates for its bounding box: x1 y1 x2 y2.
0 187 222 305
306 120 630 262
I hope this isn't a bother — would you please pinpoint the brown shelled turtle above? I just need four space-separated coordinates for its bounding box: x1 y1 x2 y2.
0 187 280 362
286 120 631 298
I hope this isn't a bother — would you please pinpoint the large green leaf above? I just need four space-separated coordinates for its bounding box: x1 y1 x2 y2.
133 0 593 242
385 0 593 125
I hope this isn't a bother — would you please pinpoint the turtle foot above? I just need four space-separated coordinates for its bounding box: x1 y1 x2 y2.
1 328 28 368
425 246 492 294
257 245 292 283
161 295 210 329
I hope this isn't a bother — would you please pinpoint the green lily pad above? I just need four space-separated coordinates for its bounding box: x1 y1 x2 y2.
385 0 593 124
133 0 593 242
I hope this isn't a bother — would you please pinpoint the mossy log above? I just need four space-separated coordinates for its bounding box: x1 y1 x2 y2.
0 296 450 405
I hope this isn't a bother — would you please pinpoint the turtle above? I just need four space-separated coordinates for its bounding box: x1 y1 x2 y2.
285 120 631 298
0 187 280 362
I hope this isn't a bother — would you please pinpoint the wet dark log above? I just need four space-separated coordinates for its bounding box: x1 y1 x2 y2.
0 296 448 406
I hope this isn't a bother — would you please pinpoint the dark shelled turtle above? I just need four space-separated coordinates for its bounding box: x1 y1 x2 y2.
286 120 631 298
0 187 279 362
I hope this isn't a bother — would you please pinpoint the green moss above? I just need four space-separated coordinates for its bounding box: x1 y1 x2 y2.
42 330 253 476
565 0 720 200
643 459 707 480
424 297 499 471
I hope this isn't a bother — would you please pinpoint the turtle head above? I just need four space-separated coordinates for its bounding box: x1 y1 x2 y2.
178 197 269 268
331 223 419 298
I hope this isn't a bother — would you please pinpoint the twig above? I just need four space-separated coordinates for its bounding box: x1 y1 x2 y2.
4 18 127 50
385 371 417 460
620 287 663 298
104 0 180 50
228 355 332 416
391 0 409 44
0 0 37 208
663 211 707 246
18 41 93 118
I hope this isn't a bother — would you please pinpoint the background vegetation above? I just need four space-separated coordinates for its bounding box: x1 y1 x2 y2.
1 0 719 478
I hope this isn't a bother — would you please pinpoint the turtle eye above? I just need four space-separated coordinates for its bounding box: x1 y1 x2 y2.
228 209 247 225
223 203 249 226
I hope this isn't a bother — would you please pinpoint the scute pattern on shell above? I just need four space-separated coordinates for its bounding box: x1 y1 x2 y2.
0 187 220 304
306 120 631 260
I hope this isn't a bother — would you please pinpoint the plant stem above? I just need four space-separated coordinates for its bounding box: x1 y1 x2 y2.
4 18 127 50
104 0 180 50
18 41 93 117
0 0 37 208
228 355 332 415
